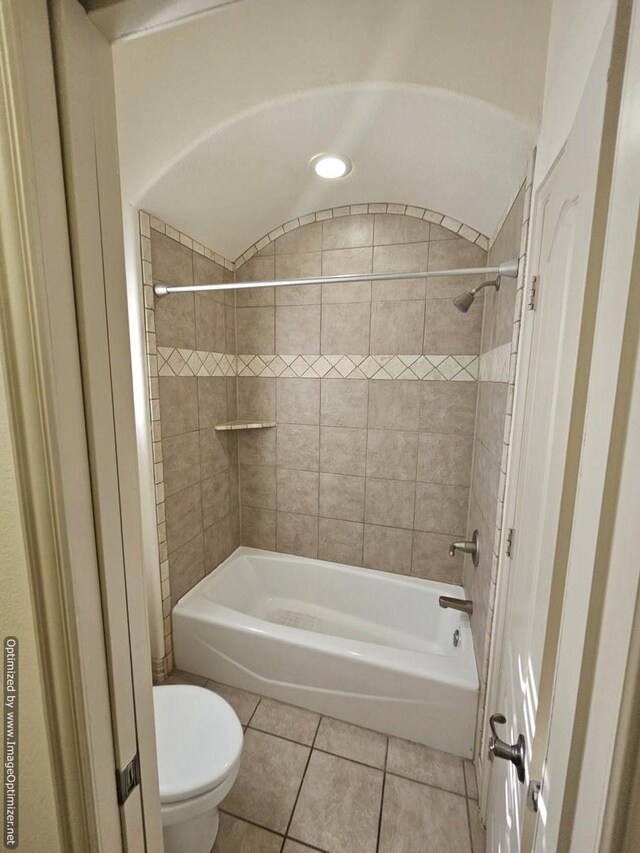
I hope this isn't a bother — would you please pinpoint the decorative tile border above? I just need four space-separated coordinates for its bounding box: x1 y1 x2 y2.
236 202 490 265
237 353 478 381
156 348 479 381
157 347 236 377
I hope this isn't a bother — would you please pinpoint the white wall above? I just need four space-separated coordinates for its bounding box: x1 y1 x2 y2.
536 0 616 183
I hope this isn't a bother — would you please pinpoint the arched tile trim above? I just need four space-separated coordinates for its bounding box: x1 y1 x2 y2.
235 202 490 266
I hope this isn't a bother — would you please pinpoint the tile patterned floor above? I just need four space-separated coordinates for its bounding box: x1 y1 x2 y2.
165 670 486 853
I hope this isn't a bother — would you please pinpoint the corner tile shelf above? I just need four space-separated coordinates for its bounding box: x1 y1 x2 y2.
214 420 276 432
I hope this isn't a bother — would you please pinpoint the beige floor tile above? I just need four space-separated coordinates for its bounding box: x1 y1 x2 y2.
205 680 260 725
249 698 320 745
213 812 282 852
314 717 387 768
289 750 383 853
222 729 310 833
464 759 479 799
386 737 465 795
164 669 206 686
379 774 471 853
467 800 486 853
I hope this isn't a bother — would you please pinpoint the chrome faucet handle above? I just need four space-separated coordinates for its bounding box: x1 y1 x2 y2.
448 530 480 567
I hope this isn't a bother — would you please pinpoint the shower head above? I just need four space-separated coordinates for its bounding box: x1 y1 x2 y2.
453 291 475 313
453 278 500 313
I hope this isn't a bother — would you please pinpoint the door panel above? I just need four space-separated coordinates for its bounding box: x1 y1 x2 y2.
486 19 611 852
87 16 164 851
49 0 163 849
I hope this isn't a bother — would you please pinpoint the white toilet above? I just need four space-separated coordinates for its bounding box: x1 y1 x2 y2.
153 684 243 853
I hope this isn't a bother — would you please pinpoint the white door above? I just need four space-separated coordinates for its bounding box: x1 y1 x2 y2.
486 18 614 853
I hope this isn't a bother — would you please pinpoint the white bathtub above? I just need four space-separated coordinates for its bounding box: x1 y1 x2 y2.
172 547 478 757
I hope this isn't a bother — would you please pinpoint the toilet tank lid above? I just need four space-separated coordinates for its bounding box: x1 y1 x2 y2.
153 684 243 803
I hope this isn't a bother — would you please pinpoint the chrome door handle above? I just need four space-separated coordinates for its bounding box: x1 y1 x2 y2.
488 713 526 783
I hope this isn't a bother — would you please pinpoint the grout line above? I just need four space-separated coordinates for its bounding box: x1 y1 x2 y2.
375 737 390 852
239 499 463 540
422 233 431 346
383 770 468 799
311 744 385 773
361 241 374 574
195 375 207 570
218 808 285 840
316 232 326 554
245 696 262 728
282 706 322 839
233 282 242 545
362 377 371 566
319 232 325 360
465 796 476 853
237 425 475 438
246 724 317 751
274 374 279 551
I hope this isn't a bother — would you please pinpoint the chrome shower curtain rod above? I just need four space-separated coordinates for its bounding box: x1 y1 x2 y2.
153 258 519 296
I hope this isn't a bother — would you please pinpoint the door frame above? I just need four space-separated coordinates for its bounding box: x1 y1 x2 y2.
480 1 634 849
553 0 640 846
0 0 163 849
49 0 163 848
0 0 121 848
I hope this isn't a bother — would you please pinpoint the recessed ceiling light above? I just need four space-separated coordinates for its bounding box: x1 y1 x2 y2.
310 153 352 180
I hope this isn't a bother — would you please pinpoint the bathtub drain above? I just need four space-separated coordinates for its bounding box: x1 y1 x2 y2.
453 629 460 648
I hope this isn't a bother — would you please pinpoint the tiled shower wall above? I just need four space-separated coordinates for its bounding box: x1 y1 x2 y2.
234 213 487 581
141 205 496 679
140 212 238 679
462 158 534 754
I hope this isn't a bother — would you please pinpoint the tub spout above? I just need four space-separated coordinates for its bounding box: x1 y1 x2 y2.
439 596 473 616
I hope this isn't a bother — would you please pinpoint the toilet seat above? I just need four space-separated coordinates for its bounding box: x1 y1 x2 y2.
153 684 243 805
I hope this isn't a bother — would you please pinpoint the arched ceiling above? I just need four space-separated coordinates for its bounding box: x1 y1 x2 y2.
112 0 551 257
141 83 534 260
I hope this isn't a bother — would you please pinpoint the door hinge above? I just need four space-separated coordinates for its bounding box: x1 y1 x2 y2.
528 275 539 310
527 779 541 813
506 528 515 558
116 752 140 805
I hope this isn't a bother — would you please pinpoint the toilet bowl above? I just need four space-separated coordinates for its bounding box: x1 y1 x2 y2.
153 684 243 853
